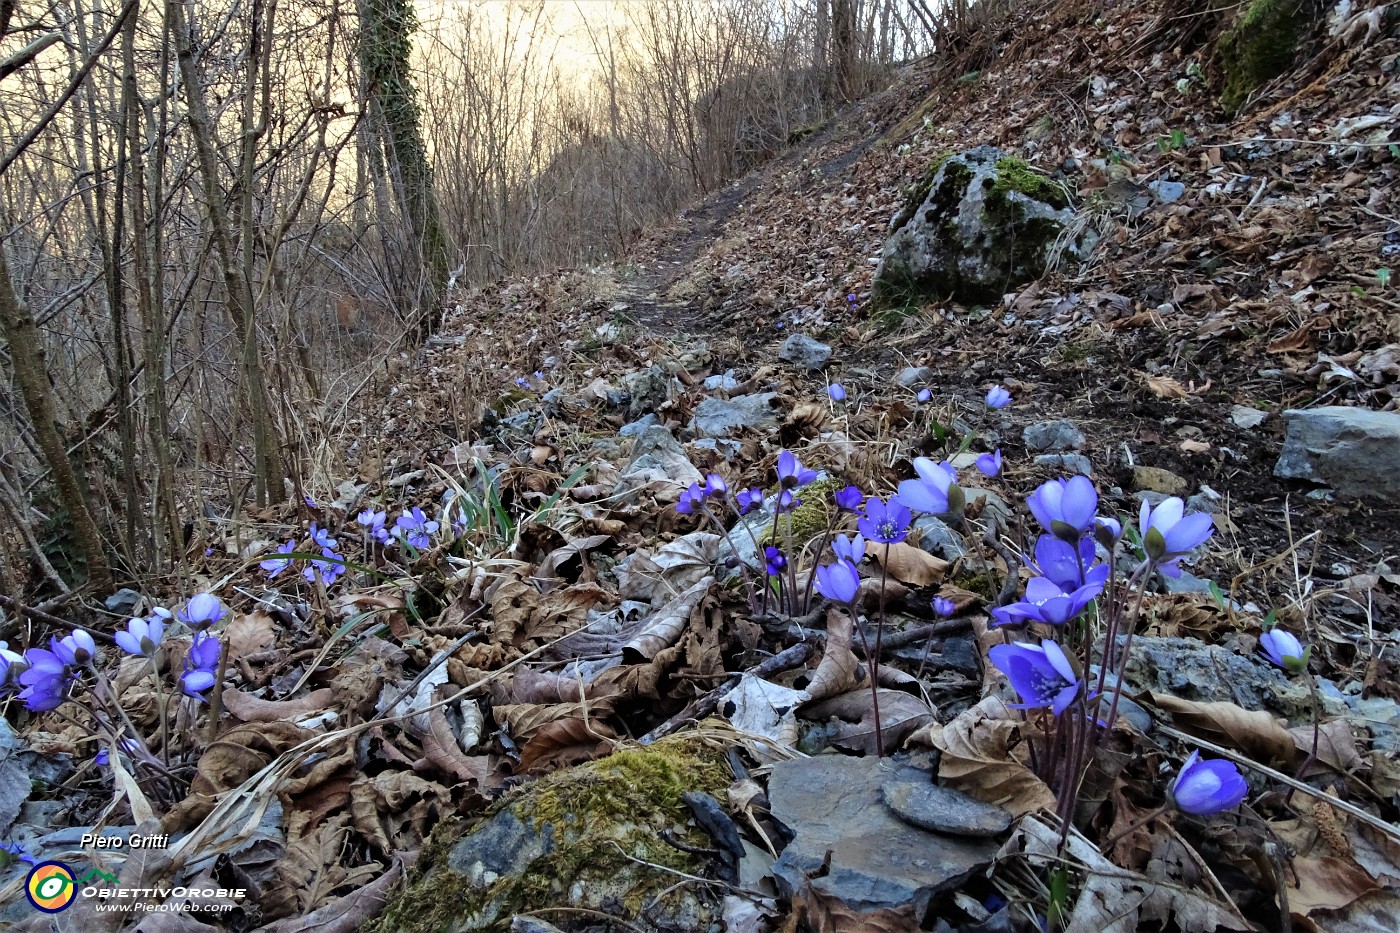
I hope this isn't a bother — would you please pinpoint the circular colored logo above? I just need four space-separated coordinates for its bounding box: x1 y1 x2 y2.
26 861 76 913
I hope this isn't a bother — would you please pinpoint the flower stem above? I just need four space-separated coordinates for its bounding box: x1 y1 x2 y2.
870 543 890 756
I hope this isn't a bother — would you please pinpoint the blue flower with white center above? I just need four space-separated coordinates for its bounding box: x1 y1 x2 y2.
988 640 1082 715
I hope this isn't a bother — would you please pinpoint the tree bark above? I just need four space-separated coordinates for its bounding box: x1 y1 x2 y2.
0 250 112 590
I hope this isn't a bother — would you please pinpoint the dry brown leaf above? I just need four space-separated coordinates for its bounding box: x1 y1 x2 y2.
923 696 1055 817
422 704 491 783
1289 719 1365 776
223 688 336 724
622 575 712 662
494 701 613 741
789 883 920 933
804 609 859 701
527 582 607 642
870 542 947 587
225 611 277 660
261 853 414 933
1148 693 1295 766
1146 374 1189 399
804 688 933 756
1288 854 1379 917
516 716 619 774
266 815 383 919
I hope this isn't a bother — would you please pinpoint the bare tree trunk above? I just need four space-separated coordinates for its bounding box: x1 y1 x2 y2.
0 249 111 590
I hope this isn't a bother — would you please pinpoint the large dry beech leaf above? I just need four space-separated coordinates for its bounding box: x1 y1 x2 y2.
1148 693 1295 766
223 688 337 724
516 716 619 774
1000 817 1251 932
616 532 720 603
919 695 1055 817
870 542 948 588
266 814 382 919
790 883 921 933
622 575 713 662
225 611 278 659
260 852 414 933
804 608 859 701
421 704 490 783
804 688 933 756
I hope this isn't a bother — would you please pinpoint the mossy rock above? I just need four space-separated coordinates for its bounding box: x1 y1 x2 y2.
369 736 732 933
1217 0 1317 114
872 146 1094 308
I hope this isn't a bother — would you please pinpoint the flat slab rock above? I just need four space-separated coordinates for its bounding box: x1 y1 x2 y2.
768 755 999 914
881 779 1013 837
1274 406 1400 500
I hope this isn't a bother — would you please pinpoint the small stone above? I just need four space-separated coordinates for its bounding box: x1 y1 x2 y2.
912 515 967 560
1022 419 1085 451
1148 179 1186 203
105 588 143 615
703 371 740 391
881 781 1013 837
897 366 934 387
1275 407 1400 501
1132 465 1189 496
1230 405 1268 429
1035 453 1093 476
689 393 781 437
778 334 832 371
964 488 1012 530
620 414 660 437
1160 570 1214 595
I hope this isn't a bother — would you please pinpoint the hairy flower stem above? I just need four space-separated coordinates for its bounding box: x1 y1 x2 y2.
701 503 757 611
1285 675 1324 807
869 543 890 756
1103 566 1152 734
149 656 171 769
799 514 839 614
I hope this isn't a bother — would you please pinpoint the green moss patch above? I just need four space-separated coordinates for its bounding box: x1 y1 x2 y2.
1218 0 1314 114
369 736 732 933
989 157 1067 210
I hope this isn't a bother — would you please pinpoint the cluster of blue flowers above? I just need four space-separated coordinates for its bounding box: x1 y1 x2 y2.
0 595 230 715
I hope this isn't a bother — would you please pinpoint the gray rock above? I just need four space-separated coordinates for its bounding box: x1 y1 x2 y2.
881 780 1013 837
105 588 143 616
690 393 781 437
618 425 703 490
1148 179 1186 203
1122 635 1346 723
897 366 934 388
1274 407 1400 500
1230 405 1269 429
703 371 740 391
621 365 683 419
913 515 967 560
778 334 832 371
768 755 998 913
872 146 1096 307
1160 569 1214 595
964 487 1013 530
1035 453 1093 476
619 413 660 437
690 437 742 460
1023 419 1086 452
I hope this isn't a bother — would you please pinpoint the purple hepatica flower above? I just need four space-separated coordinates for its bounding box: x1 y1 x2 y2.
17 648 71 711
180 593 227 631
515 376 529 388
764 546 787 577
832 533 866 564
259 539 296 577
51 631 96 667
735 487 764 515
1031 534 1109 593
828 383 847 402
704 473 728 498
1027 476 1099 542
1140 497 1214 577
776 489 802 513
857 496 912 545
394 507 439 549
989 640 1082 715
181 633 222 699
976 449 1003 478
1259 628 1310 675
1171 751 1249 815
303 548 346 587
357 509 392 544
991 575 1104 627
776 450 818 490
916 388 932 403
931 596 956 617
676 482 707 515
0 643 26 690
815 559 861 604
115 616 165 658
0 840 36 867
1095 515 1123 548
985 385 1012 409
309 522 337 550
897 458 964 516
834 485 863 512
